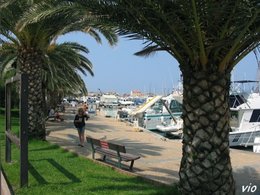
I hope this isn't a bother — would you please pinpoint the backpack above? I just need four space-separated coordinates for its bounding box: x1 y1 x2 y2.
74 115 80 128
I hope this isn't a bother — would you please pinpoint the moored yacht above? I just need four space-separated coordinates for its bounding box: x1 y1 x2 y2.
229 93 260 147
130 94 182 130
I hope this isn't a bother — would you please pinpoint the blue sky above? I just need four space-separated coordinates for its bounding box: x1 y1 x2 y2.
58 32 259 95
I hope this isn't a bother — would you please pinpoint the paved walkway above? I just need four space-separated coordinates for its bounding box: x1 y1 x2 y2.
1 172 11 195
47 107 260 194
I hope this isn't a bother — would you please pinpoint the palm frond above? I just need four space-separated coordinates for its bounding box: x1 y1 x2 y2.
134 45 169 57
94 0 260 72
43 41 94 93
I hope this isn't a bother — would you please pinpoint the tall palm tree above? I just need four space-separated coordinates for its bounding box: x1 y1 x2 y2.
43 42 94 110
57 0 259 194
0 40 94 112
0 0 15 17
1 0 117 140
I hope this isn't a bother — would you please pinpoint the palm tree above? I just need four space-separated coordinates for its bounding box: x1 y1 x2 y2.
0 40 94 112
0 0 15 16
43 42 94 110
1 0 117 140
61 0 259 194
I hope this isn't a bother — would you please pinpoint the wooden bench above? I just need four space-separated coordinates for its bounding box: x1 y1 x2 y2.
86 136 140 170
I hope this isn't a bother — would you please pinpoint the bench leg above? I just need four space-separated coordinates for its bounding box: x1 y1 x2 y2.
92 151 95 159
129 160 134 170
102 155 106 161
118 158 122 169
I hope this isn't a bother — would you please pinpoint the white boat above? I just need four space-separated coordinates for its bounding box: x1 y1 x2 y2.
99 94 118 106
130 94 182 130
156 124 180 132
156 119 183 134
98 95 119 117
229 93 260 147
156 118 183 132
118 98 135 106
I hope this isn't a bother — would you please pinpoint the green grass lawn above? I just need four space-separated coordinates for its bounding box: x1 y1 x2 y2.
0 112 179 195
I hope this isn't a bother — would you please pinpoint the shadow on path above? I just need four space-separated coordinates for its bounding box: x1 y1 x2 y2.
233 166 260 195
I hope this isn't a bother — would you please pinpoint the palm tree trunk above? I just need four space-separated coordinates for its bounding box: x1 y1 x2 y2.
47 90 61 109
19 48 46 140
42 83 48 116
179 71 235 194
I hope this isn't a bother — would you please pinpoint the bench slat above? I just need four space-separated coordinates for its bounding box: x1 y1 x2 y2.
100 141 109 149
95 147 140 161
108 142 126 153
86 137 101 146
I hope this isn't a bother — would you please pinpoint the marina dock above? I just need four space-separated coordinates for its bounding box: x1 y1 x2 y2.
46 107 260 194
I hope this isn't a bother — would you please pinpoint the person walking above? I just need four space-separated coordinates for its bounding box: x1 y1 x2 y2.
74 108 89 147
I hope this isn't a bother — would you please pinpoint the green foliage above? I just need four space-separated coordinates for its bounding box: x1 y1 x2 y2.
93 0 260 72
17 0 118 46
0 65 18 108
44 42 94 96
0 0 118 101
0 109 20 135
0 78 19 108
0 84 4 107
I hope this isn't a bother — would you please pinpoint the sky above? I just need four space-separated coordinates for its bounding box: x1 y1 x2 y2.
58 32 259 95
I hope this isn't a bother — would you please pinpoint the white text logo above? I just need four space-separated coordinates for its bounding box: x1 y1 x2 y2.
242 183 257 193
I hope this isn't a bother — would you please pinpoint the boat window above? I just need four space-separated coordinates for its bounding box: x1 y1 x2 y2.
169 100 182 113
151 102 163 113
249 109 260 122
229 95 246 108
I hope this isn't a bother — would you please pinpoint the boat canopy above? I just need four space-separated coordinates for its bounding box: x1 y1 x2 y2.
130 96 162 115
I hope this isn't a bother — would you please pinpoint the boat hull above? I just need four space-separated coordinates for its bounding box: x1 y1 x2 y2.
144 113 181 130
156 124 179 132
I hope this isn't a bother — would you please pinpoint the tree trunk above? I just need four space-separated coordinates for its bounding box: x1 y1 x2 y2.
42 83 48 116
19 48 46 140
179 71 235 194
47 90 62 110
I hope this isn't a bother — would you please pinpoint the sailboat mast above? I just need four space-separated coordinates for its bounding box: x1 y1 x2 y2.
253 46 260 93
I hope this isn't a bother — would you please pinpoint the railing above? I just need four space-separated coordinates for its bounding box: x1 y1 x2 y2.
3 74 29 188
244 124 260 147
